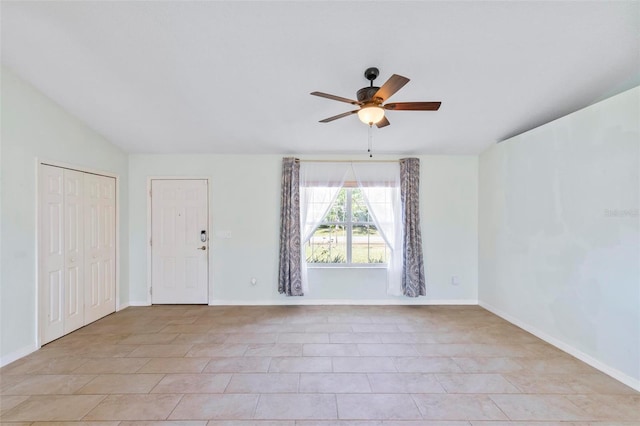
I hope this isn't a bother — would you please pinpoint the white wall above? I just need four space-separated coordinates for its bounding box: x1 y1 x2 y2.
479 87 640 389
0 67 129 365
128 154 478 305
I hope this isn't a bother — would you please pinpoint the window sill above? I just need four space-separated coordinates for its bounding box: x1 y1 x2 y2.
306 264 388 269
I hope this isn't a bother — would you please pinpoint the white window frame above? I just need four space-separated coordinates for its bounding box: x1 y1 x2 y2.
306 186 389 268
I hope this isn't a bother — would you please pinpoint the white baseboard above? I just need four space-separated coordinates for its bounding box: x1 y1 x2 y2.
117 303 130 311
479 301 640 392
126 298 477 307
208 298 478 306
425 299 478 305
0 344 38 368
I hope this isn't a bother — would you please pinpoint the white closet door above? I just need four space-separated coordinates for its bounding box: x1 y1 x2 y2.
63 169 85 334
40 165 65 344
100 175 116 318
84 173 116 324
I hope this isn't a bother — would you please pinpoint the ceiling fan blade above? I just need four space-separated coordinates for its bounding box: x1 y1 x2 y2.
319 110 359 123
376 116 390 128
384 101 441 111
373 74 410 102
311 91 361 105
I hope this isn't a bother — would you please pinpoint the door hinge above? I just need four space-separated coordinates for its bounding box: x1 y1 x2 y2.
150 238 152 246
150 287 153 295
149 189 152 197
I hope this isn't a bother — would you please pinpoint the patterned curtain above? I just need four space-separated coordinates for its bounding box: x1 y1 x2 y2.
278 157 303 296
400 158 426 297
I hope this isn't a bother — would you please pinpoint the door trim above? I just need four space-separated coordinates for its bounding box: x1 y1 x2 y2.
146 177 212 305
35 158 121 348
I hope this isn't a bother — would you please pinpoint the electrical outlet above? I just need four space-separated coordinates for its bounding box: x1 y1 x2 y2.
250 277 257 286
451 275 460 286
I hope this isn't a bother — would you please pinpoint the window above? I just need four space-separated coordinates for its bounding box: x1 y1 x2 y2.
305 186 389 265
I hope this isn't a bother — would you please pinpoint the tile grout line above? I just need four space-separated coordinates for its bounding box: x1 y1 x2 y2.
163 392 186 421
487 393 514 421
79 393 109 422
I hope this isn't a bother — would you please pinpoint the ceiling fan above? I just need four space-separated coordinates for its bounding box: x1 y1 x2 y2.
311 67 441 128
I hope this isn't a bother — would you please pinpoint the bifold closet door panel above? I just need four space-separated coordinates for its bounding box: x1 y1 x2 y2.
63 169 85 334
84 173 116 324
40 165 117 344
40 165 65 344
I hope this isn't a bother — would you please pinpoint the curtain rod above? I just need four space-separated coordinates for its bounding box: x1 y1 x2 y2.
295 159 400 163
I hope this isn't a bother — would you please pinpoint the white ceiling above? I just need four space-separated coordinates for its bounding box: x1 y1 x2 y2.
1 1 638 155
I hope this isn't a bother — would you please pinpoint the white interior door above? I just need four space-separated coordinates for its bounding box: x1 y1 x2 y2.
84 173 116 323
40 164 117 344
63 169 85 334
40 165 65 344
151 179 209 304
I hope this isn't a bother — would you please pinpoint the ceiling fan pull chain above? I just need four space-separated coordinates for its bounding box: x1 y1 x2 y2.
368 124 373 157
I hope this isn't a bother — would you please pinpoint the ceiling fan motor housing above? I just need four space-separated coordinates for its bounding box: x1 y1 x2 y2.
357 86 381 103
359 67 382 103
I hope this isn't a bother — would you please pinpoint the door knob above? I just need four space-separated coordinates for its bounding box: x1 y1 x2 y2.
198 246 207 250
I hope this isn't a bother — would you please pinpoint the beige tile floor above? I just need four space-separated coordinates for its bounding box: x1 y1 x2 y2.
0 305 638 425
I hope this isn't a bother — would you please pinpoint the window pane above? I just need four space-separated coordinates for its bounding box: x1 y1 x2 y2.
351 188 371 222
306 225 347 263
306 187 338 222
361 187 396 234
322 188 347 223
352 224 388 264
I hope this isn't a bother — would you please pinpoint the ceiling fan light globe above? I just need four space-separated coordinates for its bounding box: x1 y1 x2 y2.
357 105 385 125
